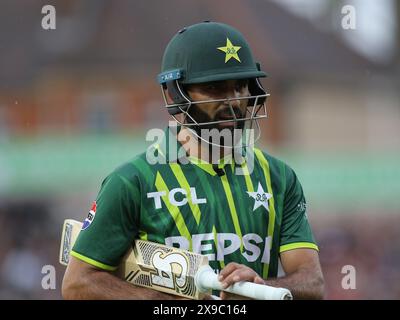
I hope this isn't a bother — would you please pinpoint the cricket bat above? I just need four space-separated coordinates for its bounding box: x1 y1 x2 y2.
59 219 292 300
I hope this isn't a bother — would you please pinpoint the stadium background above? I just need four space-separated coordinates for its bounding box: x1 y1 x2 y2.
0 0 399 299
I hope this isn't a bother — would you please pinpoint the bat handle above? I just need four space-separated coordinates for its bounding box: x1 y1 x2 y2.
195 265 293 300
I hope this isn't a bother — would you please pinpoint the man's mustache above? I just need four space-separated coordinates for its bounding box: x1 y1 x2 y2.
214 106 244 121
185 104 245 126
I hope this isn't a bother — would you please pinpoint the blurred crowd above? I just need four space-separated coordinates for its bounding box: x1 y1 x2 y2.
0 200 62 299
315 213 400 299
0 199 399 299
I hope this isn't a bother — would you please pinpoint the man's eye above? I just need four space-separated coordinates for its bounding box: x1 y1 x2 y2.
205 84 220 91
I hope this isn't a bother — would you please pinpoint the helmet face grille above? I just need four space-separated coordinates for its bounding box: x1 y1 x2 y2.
159 81 270 148
163 90 269 129
158 22 270 148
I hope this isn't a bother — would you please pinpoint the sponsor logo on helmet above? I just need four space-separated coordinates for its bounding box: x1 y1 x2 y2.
217 38 241 63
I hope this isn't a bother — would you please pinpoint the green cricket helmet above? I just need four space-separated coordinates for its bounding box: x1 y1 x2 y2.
157 21 269 129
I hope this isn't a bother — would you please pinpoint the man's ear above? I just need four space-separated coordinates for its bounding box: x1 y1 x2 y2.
164 83 193 105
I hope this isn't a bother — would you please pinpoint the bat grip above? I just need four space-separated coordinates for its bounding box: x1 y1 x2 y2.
195 265 293 300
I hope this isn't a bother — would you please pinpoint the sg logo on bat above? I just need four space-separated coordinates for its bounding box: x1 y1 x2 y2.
150 250 190 291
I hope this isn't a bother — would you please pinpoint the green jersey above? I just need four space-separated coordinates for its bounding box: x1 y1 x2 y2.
72 127 318 279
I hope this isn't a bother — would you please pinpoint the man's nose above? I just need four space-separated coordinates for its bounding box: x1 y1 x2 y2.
223 87 242 106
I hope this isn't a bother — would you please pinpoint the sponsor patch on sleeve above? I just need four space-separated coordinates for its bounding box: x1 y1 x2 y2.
82 201 96 230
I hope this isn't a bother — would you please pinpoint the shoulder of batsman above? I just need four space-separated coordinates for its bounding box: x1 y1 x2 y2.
253 148 300 178
108 152 149 180
254 148 285 167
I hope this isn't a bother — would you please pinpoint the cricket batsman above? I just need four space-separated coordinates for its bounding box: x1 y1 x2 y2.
62 21 324 299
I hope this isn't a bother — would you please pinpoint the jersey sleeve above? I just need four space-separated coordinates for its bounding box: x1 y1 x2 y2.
279 165 319 254
71 169 141 270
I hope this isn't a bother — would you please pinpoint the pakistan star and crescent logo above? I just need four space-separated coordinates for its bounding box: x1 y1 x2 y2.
217 38 241 63
247 182 272 212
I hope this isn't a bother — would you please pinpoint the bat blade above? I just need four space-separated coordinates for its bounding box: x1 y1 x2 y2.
116 239 209 299
59 219 209 299
59 219 82 266
59 219 292 300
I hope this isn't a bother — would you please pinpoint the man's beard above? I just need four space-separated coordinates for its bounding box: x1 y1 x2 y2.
184 104 246 153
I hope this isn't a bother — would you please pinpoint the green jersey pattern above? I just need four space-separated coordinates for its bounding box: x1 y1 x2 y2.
72 127 318 279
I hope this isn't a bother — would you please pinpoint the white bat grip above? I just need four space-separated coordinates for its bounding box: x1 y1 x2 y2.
195 265 292 300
